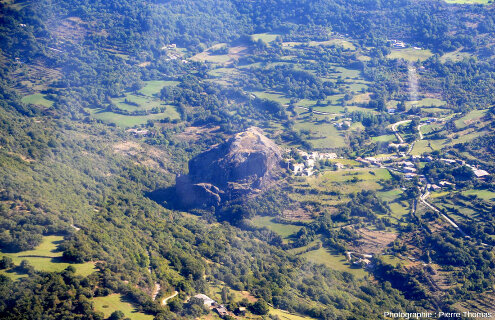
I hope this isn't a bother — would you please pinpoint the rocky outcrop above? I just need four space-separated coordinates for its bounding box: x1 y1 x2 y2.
176 127 283 208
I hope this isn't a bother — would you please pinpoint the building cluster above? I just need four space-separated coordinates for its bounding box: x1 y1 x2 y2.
161 43 187 63
192 294 246 318
388 39 406 48
126 128 150 136
346 252 373 266
334 119 351 129
287 150 338 176
439 158 491 179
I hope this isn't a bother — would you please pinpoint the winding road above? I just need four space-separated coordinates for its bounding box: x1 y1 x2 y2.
161 291 179 306
390 119 411 144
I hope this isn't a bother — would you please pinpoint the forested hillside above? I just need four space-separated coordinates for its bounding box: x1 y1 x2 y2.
1 0 495 319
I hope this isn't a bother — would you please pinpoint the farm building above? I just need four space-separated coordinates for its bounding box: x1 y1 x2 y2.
214 305 229 318
193 294 216 307
473 169 490 178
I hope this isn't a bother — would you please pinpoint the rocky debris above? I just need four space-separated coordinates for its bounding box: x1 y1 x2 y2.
176 127 282 208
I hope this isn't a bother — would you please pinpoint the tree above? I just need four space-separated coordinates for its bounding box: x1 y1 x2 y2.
109 310 125 320
250 299 269 315
0 256 14 269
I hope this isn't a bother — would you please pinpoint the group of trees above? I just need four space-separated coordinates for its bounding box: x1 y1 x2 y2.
242 65 337 100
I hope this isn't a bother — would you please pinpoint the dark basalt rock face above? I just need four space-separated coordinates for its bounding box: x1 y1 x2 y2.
176 127 282 208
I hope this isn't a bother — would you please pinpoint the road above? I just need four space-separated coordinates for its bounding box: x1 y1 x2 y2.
419 190 468 237
390 120 411 144
161 291 179 306
417 124 426 140
388 118 490 245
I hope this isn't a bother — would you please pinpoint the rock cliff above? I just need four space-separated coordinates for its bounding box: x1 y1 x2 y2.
176 127 282 208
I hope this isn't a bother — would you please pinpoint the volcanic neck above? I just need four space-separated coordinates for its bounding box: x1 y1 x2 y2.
176 127 283 208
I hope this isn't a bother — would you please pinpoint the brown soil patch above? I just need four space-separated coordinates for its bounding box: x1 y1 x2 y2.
113 141 142 154
352 228 397 254
282 207 315 221
240 291 257 303
49 17 89 43
175 126 221 142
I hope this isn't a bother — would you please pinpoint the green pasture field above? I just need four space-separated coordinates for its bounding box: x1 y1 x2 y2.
377 189 403 202
311 104 345 114
344 105 379 114
332 66 362 79
350 122 365 131
372 134 397 143
450 130 485 144
294 121 346 149
387 48 433 62
420 124 443 135
21 93 54 107
93 294 154 320
139 80 179 96
88 106 180 127
411 139 446 155
111 94 163 112
345 82 368 92
252 91 291 105
422 107 450 114
415 98 447 107
207 67 240 80
294 99 319 108
251 33 279 43
308 39 356 50
388 202 410 220
249 216 302 239
357 54 372 61
429 191 450 199
0 235 96 280
444 0 491 4
270 308 318 320
298 168 391 200
454 109 487 129
349 93 371 104
329 159 362 167
301 247 367 278
380 254 403 267
440 48 473 62
462 190 495 202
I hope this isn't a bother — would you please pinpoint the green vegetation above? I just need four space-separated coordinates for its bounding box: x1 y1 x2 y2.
88 107 179 127
294 122 346 149
0 236 96 278
301 247 367 279
387 48 433 61
269 308 317 320
139 81 179 96
1 0 495 318
93 294 154 320
249 216 302 239
372 134 397 143
21 93 54 108
251 33 279 43
462 189 495 202
444 0 491 4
